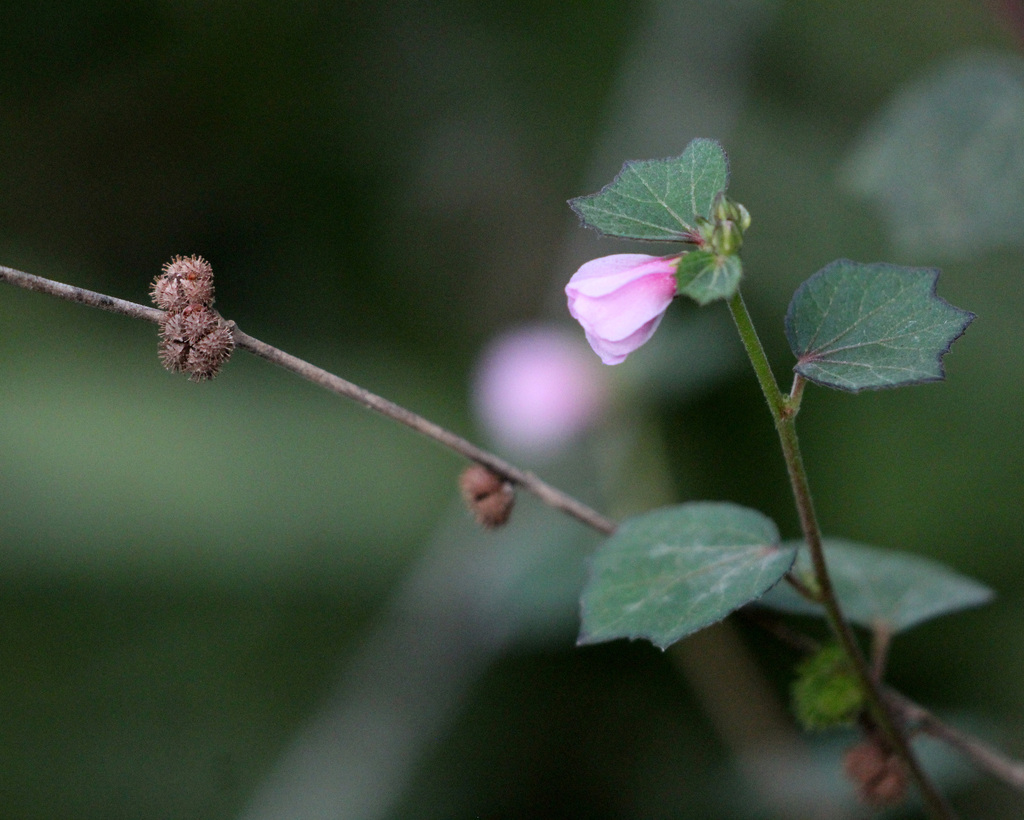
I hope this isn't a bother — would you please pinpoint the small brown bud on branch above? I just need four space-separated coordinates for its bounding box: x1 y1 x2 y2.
843 738 909 807
459 464 515 528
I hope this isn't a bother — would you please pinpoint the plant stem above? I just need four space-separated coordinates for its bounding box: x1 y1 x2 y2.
726 290 957 820
888 689 1024 790
232 328 617 534
0 264 164 323
746 607 1024 795
0 263 617 536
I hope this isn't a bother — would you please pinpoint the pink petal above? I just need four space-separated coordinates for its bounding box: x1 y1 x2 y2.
567 254 666 298
568 273 676 340
584 314 665 365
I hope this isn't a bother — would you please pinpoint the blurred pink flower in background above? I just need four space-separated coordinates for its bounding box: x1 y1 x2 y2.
565 253 679 365
473 326 608 456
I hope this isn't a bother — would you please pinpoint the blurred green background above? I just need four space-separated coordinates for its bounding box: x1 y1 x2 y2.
1 1 1023 818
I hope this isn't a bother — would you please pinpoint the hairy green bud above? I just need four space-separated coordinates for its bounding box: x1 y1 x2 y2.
791 645 865 731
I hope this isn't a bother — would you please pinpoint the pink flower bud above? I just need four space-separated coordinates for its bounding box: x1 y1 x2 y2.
472 326 607 457
565 254 679 365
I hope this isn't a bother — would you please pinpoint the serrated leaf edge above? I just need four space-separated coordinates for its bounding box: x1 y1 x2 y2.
786 259 976 393
568 138 730 242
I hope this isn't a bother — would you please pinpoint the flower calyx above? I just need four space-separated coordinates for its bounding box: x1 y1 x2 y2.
695 193 751 257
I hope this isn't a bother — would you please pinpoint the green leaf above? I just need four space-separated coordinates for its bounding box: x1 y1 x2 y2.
578 502 794 650
676 250 743 305
785 259 974 392
569 138 729 241
843 54 1024 260
759 539 994 634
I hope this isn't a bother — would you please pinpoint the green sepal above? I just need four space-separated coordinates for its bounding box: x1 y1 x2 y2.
676 251 743 306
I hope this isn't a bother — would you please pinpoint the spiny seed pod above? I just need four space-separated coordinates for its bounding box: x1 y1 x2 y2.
151 254 215 311
179 303 219 343
158 344 189 373
154 256 233 381
184 322 234 381
843 739 908 807
157 312 189 372
459 464 515 528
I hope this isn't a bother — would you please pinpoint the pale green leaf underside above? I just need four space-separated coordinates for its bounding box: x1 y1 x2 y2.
759 539 994 633
785 259 974 392
844 53 1024 259
677 250 743 305
569 138 729 241
578 502 793 650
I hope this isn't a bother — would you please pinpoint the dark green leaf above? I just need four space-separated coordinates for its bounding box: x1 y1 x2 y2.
569 139 729 241
758 539 994 634
578 502 793 650
785 259 974 392
676 250 743 305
